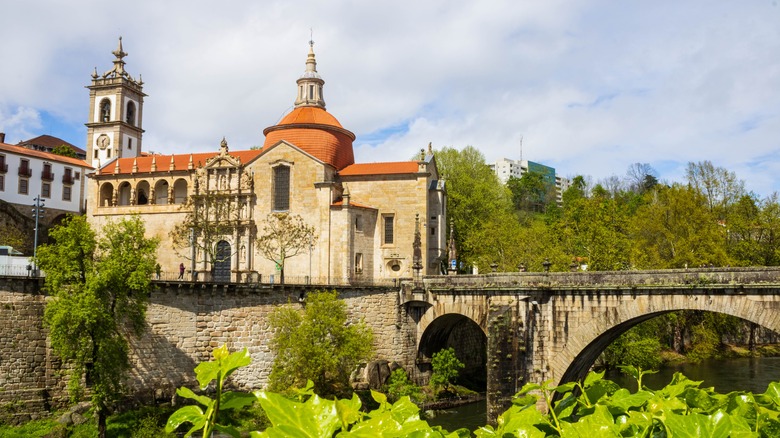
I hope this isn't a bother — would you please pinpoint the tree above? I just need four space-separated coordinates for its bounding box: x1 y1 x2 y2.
51 144 77 158
629 184 729 269
625 162 658 194
268 290 373 397
435 146 513 270
256 213 316 284
172 192 243 280
36 215 158 437
507 172 556 214
685 160 745 216
429 347 464 393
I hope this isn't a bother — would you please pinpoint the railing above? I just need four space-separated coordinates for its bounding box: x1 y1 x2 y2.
152 271 405 287
18 166 32 177
41 170 54 181
0 265 42 277
62 174 74 184
0 163 7 173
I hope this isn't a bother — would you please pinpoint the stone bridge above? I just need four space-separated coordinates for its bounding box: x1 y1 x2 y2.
1 267 780 423
408 267 780 419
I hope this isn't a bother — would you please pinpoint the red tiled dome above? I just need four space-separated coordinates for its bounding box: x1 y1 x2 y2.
262 106 355 171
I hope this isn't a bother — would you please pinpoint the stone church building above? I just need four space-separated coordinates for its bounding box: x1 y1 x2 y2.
86 39 447 283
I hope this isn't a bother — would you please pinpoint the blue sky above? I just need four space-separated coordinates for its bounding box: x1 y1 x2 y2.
1 0 779 196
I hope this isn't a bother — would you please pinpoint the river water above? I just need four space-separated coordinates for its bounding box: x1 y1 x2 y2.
428 356 780 433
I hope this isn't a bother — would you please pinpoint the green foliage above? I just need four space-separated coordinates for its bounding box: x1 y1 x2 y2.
166 345 256 438
268 290 374 397
507 172 556 214
0 419 59 437
51 144 77 158
603 326 663 370
386 368 424 403
430 347 465 392
37 215 159 437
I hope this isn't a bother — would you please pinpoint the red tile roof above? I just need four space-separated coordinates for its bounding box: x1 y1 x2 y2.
99 149 263 174
338 161 419 176
0 142 92 168
262 106 355 171
19 135 86 154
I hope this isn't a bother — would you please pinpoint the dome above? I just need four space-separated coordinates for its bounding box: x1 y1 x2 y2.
262 106 355 170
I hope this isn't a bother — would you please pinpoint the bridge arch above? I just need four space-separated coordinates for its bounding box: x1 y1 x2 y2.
554 293 780 386
417 312 487 390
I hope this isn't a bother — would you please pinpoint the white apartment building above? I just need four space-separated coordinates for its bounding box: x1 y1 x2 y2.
489 158 570 206
0 139 91 220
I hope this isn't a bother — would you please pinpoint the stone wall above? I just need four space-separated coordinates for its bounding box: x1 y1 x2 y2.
0 277 406 423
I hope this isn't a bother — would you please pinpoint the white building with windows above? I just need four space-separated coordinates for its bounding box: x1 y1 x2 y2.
489 157 570 206
0 140 91 222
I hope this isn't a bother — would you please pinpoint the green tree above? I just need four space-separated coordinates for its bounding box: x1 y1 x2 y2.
385 369 424 403
51 144 77 158
435 146 513 270
429 347 464 393
268 290 373 397
685 160 745 217
37 215 158 438
507 172 556 214
630 184 729 269
255 213 316 284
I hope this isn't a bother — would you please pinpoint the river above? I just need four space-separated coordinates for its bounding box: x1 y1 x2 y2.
427 356 780 433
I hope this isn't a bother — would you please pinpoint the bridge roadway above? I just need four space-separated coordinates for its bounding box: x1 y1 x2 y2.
407 267 780 420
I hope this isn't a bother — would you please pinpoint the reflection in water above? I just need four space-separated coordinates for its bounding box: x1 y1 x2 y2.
425 400 487 434
605 356 780 394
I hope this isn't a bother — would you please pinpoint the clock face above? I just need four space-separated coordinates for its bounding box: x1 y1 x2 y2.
97 134 110 150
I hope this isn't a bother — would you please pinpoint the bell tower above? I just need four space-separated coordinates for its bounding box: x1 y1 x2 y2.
86 37 145 168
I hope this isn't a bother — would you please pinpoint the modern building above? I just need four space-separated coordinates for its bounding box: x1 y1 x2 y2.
86 39 447 283
489 158 569 206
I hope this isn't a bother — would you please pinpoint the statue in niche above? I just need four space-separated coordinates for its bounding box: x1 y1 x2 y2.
149 187 156 205
240 245 247 264
130 188 137 206
219 174 227 190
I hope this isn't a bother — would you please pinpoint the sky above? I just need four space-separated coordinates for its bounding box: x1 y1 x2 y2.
1 1 779 196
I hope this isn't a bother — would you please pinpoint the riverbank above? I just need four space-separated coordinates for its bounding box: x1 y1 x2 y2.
659 342 780 366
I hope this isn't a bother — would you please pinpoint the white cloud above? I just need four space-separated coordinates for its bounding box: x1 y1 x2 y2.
2 0 780 196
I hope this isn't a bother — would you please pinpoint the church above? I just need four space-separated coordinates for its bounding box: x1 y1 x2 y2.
86 38 447 284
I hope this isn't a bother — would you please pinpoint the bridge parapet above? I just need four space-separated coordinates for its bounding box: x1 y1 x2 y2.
422 267 780 292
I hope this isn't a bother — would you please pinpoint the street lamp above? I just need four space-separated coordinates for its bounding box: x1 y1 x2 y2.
31 195 45 276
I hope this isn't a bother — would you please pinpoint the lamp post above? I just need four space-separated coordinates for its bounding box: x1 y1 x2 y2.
31 195 45 276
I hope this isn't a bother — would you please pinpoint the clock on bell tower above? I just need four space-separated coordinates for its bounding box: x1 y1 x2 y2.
85 37 146 169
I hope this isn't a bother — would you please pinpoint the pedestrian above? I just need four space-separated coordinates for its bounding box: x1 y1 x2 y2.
155 263 161 279
178 262 185 279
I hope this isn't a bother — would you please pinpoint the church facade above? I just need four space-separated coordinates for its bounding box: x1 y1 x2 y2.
86 39 447 284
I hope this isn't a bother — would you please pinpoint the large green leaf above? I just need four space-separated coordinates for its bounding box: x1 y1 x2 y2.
165 405 207 436
176 386 213 408
220 390 257 411
605 389 653 415
255 391 340 438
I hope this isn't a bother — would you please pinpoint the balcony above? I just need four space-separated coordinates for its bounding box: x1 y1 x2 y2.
41 170 54 182
62 174 74 185
0 163 7 173
18 166 32 177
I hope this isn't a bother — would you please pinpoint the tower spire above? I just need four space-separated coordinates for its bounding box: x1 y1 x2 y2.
294 40 326 108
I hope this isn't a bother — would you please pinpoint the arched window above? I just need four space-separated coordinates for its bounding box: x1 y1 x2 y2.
273 165 290 211
173 179 188 204
154 180 169 205
100 99 111 122
126 101 136 125
99 182 114 207
136 181 150 205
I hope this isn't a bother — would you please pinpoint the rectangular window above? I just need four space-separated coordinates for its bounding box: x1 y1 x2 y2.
18 159 31 177
128 138 132 150
63 167 73 184
42 163 54 181
431 227 436 236
383 215 394 245
63 185 72 201
0 154 6 172
273 165 290 211
355 215 363 232
42 182 51 198
355 253 363 274
19 178 28 195
0 175 4 191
